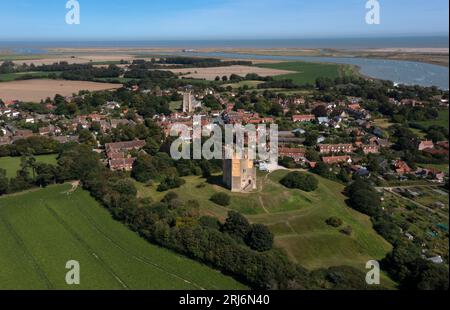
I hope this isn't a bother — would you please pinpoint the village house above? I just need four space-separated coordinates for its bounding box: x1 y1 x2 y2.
24 116 35 124
223 110 245 124
109 158 136 171
416 168 446 183
105 140 146 171
322 155 352 165
39 124 59 136
98 120 111 132
319 144 353 154
278 147 306 162
317 117 330 125
105 140 146 157
422 140 449 157
0 107 14 117
111 118 134 129
418 140 434 151
87 113 104 122
361 144 380 155
104 101 121 111
292 114 315 123
394 160 412 175
347 103 361 111
9 127 33 140
71 116 90 131
399 99 422 107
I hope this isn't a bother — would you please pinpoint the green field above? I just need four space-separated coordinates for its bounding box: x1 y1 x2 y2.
0 155 58 179
136 170 393 273
223 80 264 89
0 184 246 289
420 163 449 173
0 71 62 82
256 61 351 85
416 109 449 129
0 55 45 62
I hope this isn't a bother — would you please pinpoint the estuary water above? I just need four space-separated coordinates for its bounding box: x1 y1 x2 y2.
1 37 448 89
153 51 449 90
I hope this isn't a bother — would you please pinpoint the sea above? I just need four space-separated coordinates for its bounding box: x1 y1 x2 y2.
0 36 448 89
0 36 448 49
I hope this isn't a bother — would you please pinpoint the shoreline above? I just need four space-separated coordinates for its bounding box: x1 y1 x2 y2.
1 47 448 90
2 46 448 67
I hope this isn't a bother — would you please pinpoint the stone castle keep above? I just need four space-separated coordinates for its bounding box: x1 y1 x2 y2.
223 155 257 193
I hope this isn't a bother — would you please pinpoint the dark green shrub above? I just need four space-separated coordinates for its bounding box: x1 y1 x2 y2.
157 177 186 192
326 217 343 228
245 224 274 252
210 192 231 206
280 172 319 192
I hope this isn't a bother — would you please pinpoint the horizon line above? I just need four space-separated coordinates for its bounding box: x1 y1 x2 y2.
0 33 449 42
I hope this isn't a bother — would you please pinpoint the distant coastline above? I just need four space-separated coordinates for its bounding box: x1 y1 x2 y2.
1 36 448 89
0 35 448 50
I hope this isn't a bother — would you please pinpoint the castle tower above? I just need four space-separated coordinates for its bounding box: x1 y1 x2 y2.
223 155 257 193
183 91 193 113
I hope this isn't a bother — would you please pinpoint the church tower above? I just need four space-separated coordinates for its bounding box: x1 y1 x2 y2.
182 91 193 113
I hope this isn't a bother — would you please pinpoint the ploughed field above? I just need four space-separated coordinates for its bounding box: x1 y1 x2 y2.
0 79 122 102
162 65 294 80
0 184 246 289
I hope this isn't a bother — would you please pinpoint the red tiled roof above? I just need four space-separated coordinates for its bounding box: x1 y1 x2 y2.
322 156 352 165
292 114 315 122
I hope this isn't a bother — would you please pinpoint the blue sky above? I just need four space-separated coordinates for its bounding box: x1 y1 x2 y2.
0 0 448 40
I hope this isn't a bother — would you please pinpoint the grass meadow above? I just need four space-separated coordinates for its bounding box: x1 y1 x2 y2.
416 108 449 130
256 61 348 85
136 170 393 279
0 155 58 179
0 71 62 82
0 184 246 289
